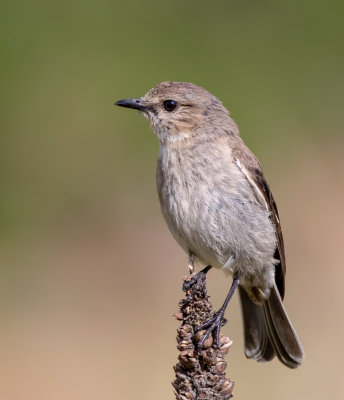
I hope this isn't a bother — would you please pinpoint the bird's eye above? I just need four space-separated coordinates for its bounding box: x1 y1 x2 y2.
163 99 178 112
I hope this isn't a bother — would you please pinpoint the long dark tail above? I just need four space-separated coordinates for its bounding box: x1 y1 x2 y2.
239 284 304 368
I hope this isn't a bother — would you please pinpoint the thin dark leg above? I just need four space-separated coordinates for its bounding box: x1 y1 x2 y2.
197 275 240 349
182 265 212 304
188 251 195 274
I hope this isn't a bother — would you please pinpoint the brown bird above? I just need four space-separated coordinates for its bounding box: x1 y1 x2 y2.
115 81 304 368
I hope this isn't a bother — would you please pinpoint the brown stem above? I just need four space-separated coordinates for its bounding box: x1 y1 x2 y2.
172 272 234 399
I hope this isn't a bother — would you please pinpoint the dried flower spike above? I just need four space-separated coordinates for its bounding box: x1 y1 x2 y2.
173 272 234 399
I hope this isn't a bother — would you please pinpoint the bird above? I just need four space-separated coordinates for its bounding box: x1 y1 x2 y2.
115 81 304 368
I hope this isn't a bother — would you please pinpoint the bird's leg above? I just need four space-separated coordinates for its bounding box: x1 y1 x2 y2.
187 251 195 274
197 275 240 349
182 261 212 304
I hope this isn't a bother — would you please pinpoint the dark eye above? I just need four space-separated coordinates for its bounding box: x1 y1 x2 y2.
163 99 178 112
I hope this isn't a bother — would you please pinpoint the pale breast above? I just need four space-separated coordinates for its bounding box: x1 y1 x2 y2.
156 140 277 276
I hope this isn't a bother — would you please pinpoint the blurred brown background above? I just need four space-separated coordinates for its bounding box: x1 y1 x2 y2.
1 1 344 399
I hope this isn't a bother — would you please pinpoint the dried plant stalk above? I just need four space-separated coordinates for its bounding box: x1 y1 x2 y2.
173 272 234 399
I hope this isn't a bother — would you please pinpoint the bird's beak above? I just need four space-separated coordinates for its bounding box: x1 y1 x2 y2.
115 98 147 111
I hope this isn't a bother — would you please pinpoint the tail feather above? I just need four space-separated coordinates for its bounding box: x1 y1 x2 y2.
263 283 304 368
239 287 275 362
239 283 304 368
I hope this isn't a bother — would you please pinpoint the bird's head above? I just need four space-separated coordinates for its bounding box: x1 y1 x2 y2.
115 81 237 145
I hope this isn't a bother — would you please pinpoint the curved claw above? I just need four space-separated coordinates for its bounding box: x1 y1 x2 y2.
196 310 225 349
182 266 212 304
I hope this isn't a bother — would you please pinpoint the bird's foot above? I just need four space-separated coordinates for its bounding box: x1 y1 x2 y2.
196 309 227 349
182 265 212 304
196 275 239 349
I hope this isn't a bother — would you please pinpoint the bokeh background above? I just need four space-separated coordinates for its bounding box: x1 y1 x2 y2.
1 1 343 399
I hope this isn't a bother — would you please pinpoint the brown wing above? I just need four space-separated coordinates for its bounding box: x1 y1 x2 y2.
232 137 286 299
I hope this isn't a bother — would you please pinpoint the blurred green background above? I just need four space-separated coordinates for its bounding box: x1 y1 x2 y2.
1 1 343 399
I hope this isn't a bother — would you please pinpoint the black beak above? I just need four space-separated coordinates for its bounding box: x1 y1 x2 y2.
115 98 147 111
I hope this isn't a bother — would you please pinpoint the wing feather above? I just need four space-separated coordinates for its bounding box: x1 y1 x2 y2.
232 137 286 299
